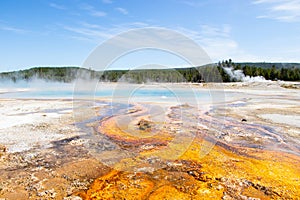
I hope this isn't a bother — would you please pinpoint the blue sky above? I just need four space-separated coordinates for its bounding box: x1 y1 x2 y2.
1 0 300 72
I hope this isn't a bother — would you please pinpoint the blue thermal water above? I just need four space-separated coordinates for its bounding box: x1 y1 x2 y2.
0 86 208 98
0 82 233 105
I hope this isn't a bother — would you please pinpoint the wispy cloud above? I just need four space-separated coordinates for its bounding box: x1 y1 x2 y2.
115 7 128 15
49 3 66 10
253 0 281 4
63 23 111 41
102 0 113 4
91 11 106 17
198 24 231 38
177 25 259 62
63 22 148 43
0 25 27 34
63 21 258 62
80 4 107 17
180 0 208 7
253 0 300 22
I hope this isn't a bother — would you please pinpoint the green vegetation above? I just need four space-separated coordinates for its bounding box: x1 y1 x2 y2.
0 61 299 83
101 66 221 83
0 66 222 83
0 67 84 83
217 60 300 82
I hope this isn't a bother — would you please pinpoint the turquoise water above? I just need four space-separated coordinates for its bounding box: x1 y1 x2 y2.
0 82 231 105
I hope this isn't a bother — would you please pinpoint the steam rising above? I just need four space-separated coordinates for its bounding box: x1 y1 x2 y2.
223 67 267 82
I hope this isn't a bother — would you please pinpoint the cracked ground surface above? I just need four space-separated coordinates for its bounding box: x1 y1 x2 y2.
0 82 300 199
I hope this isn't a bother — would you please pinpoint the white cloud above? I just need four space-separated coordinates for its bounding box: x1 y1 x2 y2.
49 3 66 10
198 24 231 38
63 24 111 41
102 0 113 4
80 4 107 17
115 7 128 15
180 0 208 7
0 25 26 34
63 22 148 43
91 11 107 17
253 0 283 4
63 22 259 62
253 0 300 22
176 25 257 62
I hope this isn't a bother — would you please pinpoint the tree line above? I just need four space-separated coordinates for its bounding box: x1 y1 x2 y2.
0 66 222 83
217 59 300 82
0 61 299 83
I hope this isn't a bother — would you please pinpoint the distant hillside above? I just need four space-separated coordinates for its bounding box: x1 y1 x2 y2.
0 61 299 83
217 60 300 82
0 67 88 83
0 65 222 83
236 62 300 69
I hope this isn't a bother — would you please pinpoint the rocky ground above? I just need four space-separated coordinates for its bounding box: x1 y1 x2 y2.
81 99 300 199
0 82 299 199
0 99 107 199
